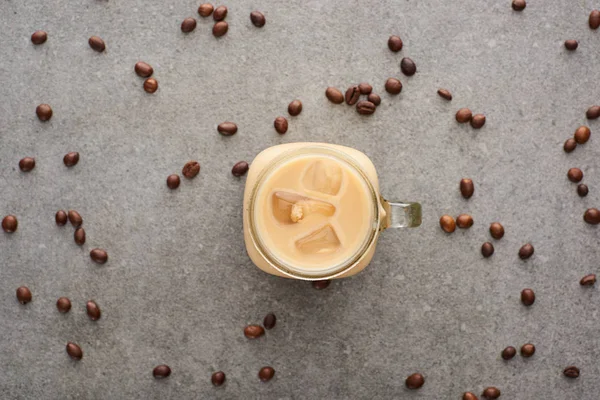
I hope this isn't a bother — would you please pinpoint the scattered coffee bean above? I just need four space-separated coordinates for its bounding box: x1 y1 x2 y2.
521 289 535 306
36 104 52 121
590 10 600 29
456 214 473 229
567 168 583 183
440 215 456 233
577 184 589 197
501 346 517 360
232 161 249 177
521 343 535 357
384 78 402 95
153 365 171 378
367 93 381 106
16 286 32 304
88 36 106 52
68 210 83 227
198 3 214 17
2 215 18 233
143 78 158 93
325 87 344 104
86 300 101 320
56 210 68 226
471 114 486 129
358 83 372 95
456 108 472 123
518 243 534 259
181 17 197 33
564 40 578 50
259 366 275 382
218 122 237 136
31 30 47 45
460 178 474 199
463 392 479 400
400 58 417 76
512 0 526 11
250 11 266 27
263 313 276 330
74 228 86 246
563 138 577 153
563 366 580 379
288 100 303 116
244 324 265 339
312 280 330 290
211 371 226 386
182 161 201 178
574 126 591 144
437 88 452 101
345 86 361 104
135 62 154 78
405 373 425 389
56 297 71 313
356 101 376 115
388 35 403 52
90 248 108 264
489 222 504 239
212 21 229 37
274 117 288 134
580 273 596 286
63 152 79 167
213 5 228 21
19 157 35 172
481 242 495 257
584 208 600 224
167 174 181 189
482 387 501 399
66 342 83 360
586 105 600 120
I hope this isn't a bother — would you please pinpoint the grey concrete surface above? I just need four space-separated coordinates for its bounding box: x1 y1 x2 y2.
1 0 599 399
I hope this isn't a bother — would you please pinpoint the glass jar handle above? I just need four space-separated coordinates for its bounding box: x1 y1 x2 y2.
381 199 422 230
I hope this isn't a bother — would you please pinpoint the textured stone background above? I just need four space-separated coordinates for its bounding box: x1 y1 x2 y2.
1 0 599 399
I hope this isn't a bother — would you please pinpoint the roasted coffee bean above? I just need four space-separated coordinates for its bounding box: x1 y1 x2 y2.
86 300 101 320
586 105 600 120
213 21 228 37
367 93 381 106
66 342 83 360
574 126 591 144
56 297 71 313
521 289 535 306
463 392 479 400
456 108 472 123
456 214 473 229
74 228 86 245
2 215 18 233
244 325 265 339
521 343 535 357
36 104 53 121
345 86 361 104
88 36 106 52
167 174 180 189
501 346 517 360
358 83 372 95
564 366 580 379
211 371 226 386
55 210 68 226
250 11 266 27
512 0 526 11
567 168 583 183
135 62 154 78
580 273 596 286
213 6 227 21
288 100 303 116
325 87 344 104
19 157 35 172
68 210 82 227
482 387 501 399
218 122 237 136
384 78 402 95
564 40 578 50
590 10 600 29
577 184 589 197
232 161 249 177
356 101 376 115
143 78 158 93
489 222 504 239
471 114 486 129
16 286 32 304
388 35 403 52
181 17 197 33
584 208 600 224
90 248 108 264
263 313 276 330
405 373 425 389
198 3 214 17
400 58 417 76
63 152 79 167
460 178 474 199
153 365 171 378
437 88 452 101
312 280 330 290
518 243 534 259
31 30 47 45
182 161 201 178
259 366 275 382
440 215 456 233
481 242 494 258
274 117 288 134
564 138 577 153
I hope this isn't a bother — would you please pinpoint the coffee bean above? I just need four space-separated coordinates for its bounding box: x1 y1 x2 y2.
36 104 53 121
577 184 589 197
288 100 303 116
86 300 101 321
356 101 376 115
388 35 403 52
181 17 197 33
590 10 600 29
521 343 535 357
213 6 227 21
56 210 68 226
482 387 501 399
218 122 237 136
518 243 534 259
471 114 486 129
2 215 18 233
232 161 249 177
358 83 372 95
564 366 580 379
63 152 79 167
274 117 288 134
90 248 108 264
66 342 83 360
263 313 276 330
74 228 86 246
345 86 361 104
259 366 275 382
211 371 226 386
481 242 495 258
489 222 504 239
182 161 201 178
512 0 526 11
16 286 32 304
586 105 600 120
564 138 577 153
56 297 71 313
19 157 35 172
312 280 330 290
501 346 517 360
367 93 381 106
437 89 452 101
166 174 180 189
153 365 171 378
460 178 474 199
574 126 591 144
584 208 600 224
31 30 47 45
405 373 425 389
198 3 214 17
384 78 402 95
213 21 229 37
135 62 154 78
250 11 266 27
456 214 473 229
564 40 578 50
325 87 344 104
88 36 106 52
440 215 456 233
400 58 417 76
567 168 583 183
521 289 535 306
580 273 596 286
143 78 158 93
463 392 479 400
244 325 265 339
456 108 472 123
68 210 83 227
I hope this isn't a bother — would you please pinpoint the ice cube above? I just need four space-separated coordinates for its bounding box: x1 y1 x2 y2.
301 159 343 196
272 192 335 224
295 224 341 254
